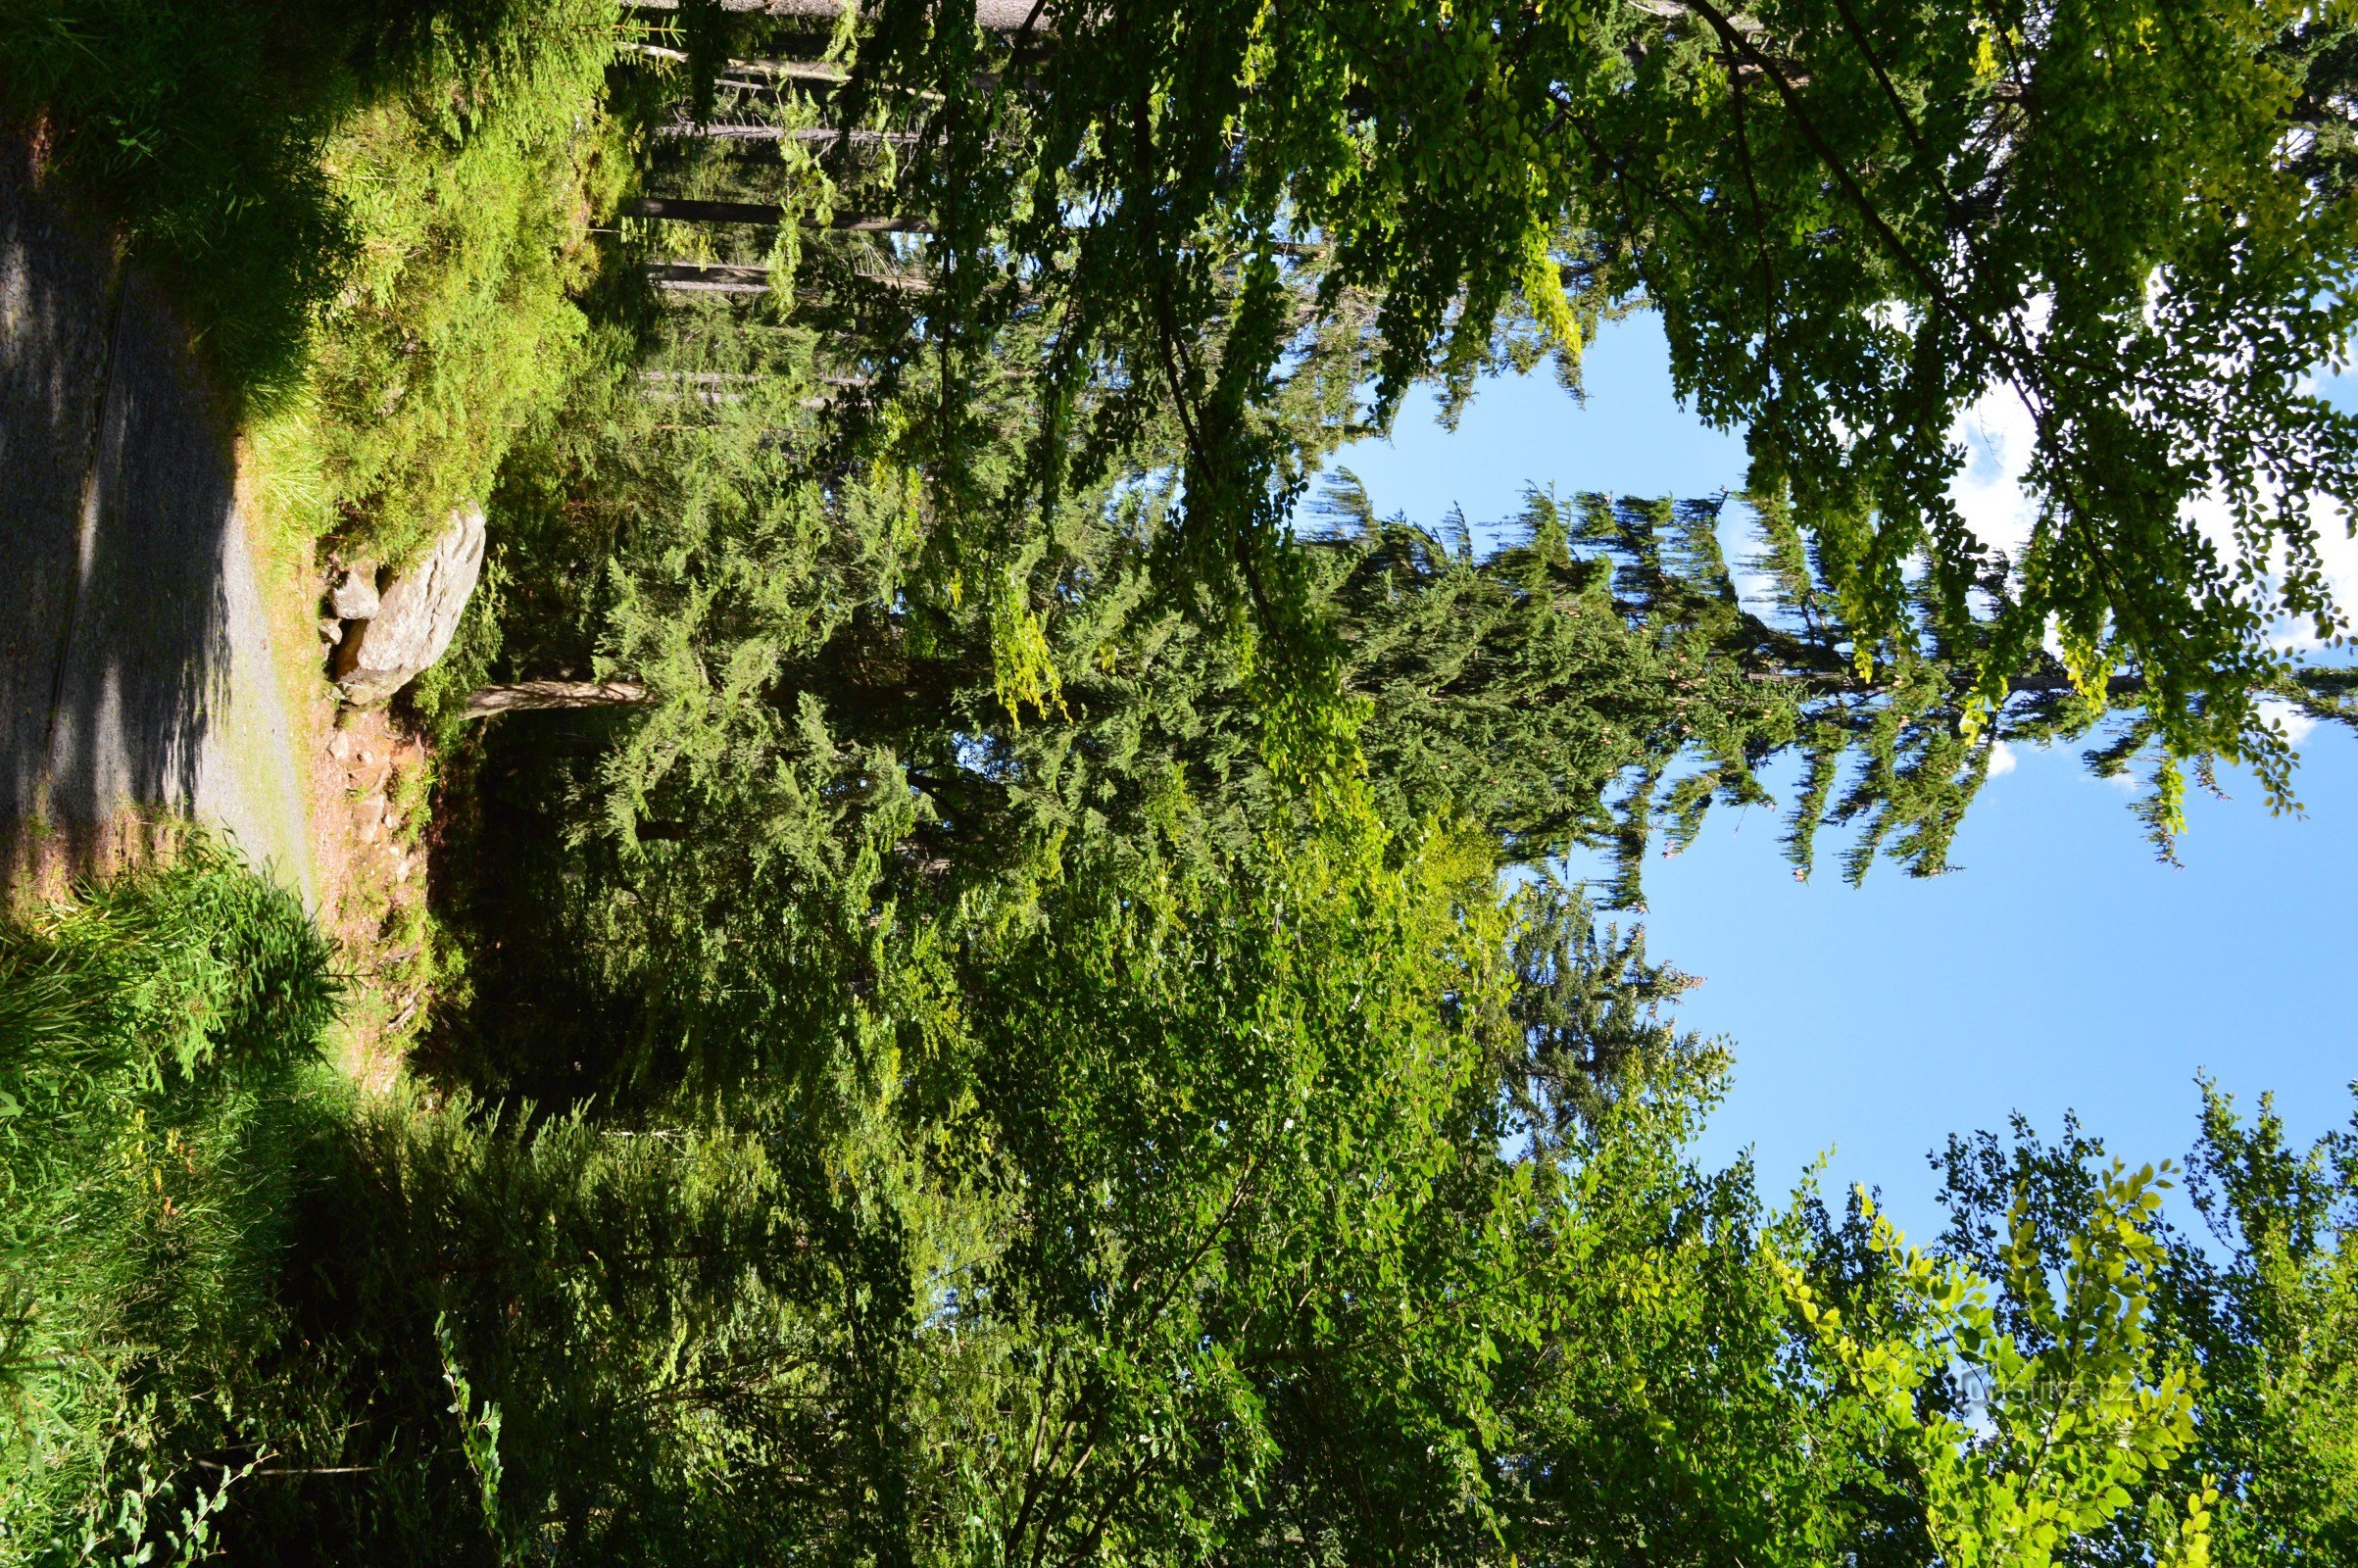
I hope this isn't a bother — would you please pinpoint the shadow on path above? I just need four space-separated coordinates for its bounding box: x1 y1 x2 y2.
0 140 313 902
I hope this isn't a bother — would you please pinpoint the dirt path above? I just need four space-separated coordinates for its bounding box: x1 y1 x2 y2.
0 141 315 906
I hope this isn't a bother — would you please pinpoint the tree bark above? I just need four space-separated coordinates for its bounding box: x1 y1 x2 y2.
626 197 929 231
464 681 655 718
623 0 1040 26
650 125 920 146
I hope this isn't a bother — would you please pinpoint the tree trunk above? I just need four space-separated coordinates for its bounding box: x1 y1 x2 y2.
650 125 920 147
632 44 848 87
626 197 929 232
624 0 1040 26
646 260 772 294
464 681 655 719
644 256 932 296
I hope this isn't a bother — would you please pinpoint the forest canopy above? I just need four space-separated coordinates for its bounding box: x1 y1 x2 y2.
3 0 2356 1563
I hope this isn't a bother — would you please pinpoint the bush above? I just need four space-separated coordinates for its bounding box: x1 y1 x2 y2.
0 843 341 1564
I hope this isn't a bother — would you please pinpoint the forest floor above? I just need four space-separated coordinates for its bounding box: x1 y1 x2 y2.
0 135 430 1081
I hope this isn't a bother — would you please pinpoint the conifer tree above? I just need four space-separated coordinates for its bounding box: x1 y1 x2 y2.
663 0 2358 806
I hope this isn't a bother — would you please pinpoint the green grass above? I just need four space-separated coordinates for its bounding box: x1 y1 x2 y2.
0 842 342 1563
4 0 630 564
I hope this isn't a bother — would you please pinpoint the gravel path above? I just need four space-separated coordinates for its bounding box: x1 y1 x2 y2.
0 143 315 904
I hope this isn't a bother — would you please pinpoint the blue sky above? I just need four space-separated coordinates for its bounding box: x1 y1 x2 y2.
1321 315 2358 1247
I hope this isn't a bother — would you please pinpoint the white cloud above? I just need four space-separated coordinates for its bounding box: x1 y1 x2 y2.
2258 697 2320 747
1946 381 2358 652
1986 739 2018 777
1947 381 2041 563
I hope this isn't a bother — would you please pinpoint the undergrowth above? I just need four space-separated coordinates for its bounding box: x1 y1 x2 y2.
0 849 869 1562
2 0 629 564
0 847 601 1563
0 842 341 1562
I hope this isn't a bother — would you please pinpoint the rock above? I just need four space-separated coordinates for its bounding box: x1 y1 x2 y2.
329 565 380 621
334 505 487 705
317 617 344 646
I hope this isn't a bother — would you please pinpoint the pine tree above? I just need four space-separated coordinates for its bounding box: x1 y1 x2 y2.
723 0 2358 801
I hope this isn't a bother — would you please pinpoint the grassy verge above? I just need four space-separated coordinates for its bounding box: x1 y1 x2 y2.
0 843 342 1559
5 0 630 566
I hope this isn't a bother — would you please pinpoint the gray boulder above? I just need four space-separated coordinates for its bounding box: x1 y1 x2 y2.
334 505 486 705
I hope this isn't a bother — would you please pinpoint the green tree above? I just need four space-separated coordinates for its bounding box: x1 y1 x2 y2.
1 843 2241 1567
1937 1093 2358 1566
463 368 2352 1111
781 0 2358 806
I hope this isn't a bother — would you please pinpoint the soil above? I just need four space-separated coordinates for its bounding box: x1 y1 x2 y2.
307 701 436 1090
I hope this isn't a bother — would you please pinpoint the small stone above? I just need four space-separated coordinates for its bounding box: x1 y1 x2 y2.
330 566 381 621
318 617 344 646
